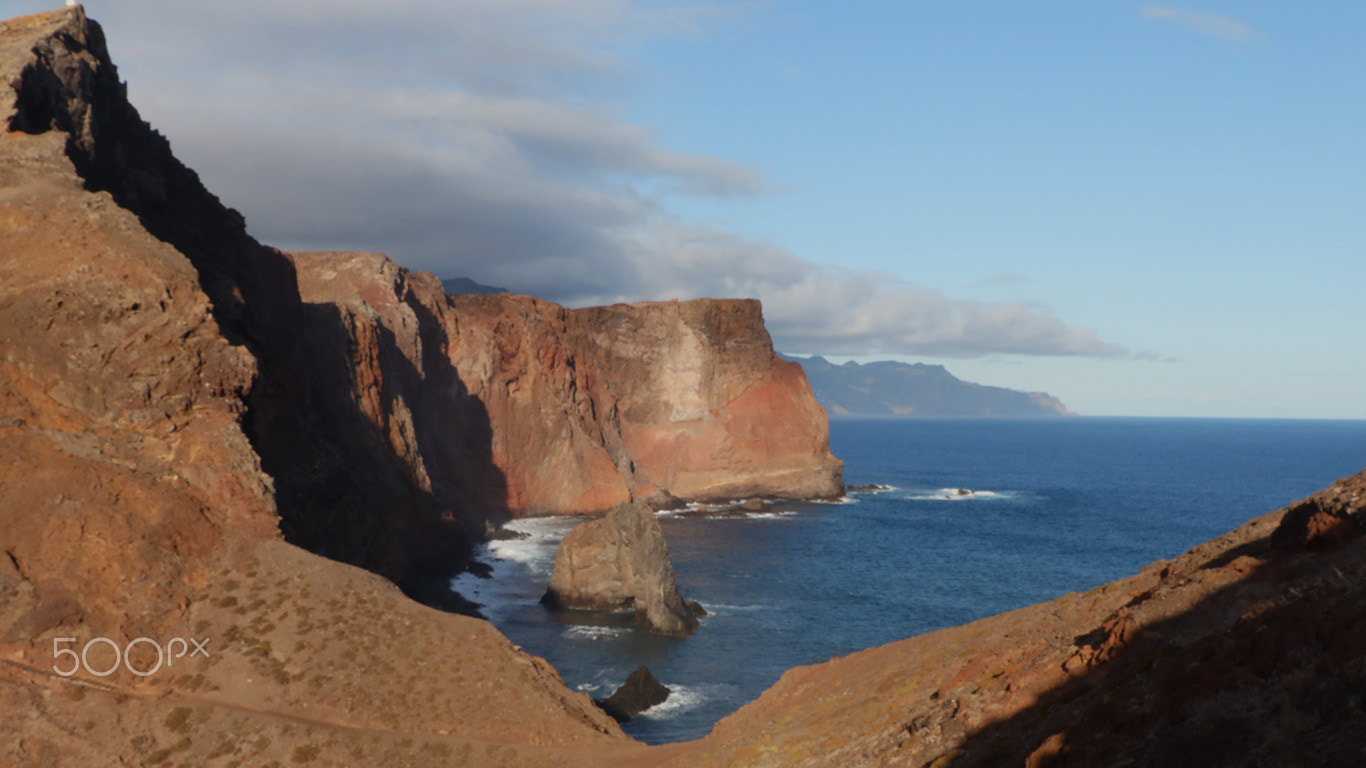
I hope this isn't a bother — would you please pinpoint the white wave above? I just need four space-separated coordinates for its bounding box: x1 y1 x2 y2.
450 515 586 620
482 516 583 582
698 603 770 613
743 510 797 520
575 682 602 693
447 567 529 623
564 625 630 641
808 494 861 505
910 488 1014 501
636 683 711 719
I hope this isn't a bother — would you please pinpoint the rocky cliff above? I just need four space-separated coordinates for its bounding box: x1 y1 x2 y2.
447 292 845 513
2 9 628 767
6 8 1365 768
289 253 845 517
2 0 841 598
1 5 482 597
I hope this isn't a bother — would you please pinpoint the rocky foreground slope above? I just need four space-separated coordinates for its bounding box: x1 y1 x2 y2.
3 7 1365 767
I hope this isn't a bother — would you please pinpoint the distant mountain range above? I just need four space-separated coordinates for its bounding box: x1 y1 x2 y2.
441 276 508 295
785 355 1072 417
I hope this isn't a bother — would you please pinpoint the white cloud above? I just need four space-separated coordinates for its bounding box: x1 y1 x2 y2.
85 0 1131 359
1140 4 1252 41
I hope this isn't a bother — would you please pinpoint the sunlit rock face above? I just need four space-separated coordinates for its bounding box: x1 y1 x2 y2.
443 293 846 515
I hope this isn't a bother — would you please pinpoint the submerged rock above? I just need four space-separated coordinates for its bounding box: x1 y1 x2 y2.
597 667 671 722
542 500 701 637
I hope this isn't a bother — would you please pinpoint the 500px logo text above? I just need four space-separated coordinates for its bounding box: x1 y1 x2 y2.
52 637 211 677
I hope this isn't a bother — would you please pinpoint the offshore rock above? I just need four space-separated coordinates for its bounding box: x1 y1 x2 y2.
543 501 700 637
597 667 671 722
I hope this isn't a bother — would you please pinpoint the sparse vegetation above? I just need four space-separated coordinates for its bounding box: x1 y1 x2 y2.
164 706 192 733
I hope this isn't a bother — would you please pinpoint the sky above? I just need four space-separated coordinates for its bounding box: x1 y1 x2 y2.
12 1 1364 418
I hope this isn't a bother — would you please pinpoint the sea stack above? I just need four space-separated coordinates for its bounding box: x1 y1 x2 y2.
542 500 703 637
597 667 672 722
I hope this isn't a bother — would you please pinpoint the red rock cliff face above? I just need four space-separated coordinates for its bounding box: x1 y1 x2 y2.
571 299 842 505
286 259 845 517
448 294 845 514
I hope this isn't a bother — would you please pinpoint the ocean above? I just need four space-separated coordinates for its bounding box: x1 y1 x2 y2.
450 417 1366 745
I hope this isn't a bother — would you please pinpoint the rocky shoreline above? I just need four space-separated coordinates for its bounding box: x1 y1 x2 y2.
3 8 1365 767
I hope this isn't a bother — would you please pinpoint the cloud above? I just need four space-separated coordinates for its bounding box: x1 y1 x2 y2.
88 0 1131 360
1140 4 1252 41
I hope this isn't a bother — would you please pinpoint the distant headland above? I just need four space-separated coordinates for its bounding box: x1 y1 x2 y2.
784 354 1072 417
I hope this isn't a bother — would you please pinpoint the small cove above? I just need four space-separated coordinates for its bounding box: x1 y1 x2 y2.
452 416 1366 744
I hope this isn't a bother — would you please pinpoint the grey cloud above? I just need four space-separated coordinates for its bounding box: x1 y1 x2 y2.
90 0 1132 360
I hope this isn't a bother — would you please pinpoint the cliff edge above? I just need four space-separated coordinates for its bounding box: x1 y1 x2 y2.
290 252 845 517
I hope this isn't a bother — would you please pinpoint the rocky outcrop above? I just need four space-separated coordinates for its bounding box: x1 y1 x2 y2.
445 293 845 514
543 501 702 637
598 667 672 722
285 252 845 517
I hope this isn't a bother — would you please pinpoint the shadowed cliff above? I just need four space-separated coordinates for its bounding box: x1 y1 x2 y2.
3 5 493 596
2 10 633 766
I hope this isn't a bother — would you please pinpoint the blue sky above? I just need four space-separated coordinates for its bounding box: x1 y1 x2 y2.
19 1 1364 417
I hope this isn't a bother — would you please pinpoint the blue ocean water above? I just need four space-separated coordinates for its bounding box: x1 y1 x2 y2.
451 417 1366 745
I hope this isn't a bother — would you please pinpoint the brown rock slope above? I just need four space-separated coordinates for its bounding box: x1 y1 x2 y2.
662 470 1366 768
2 3 482 596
